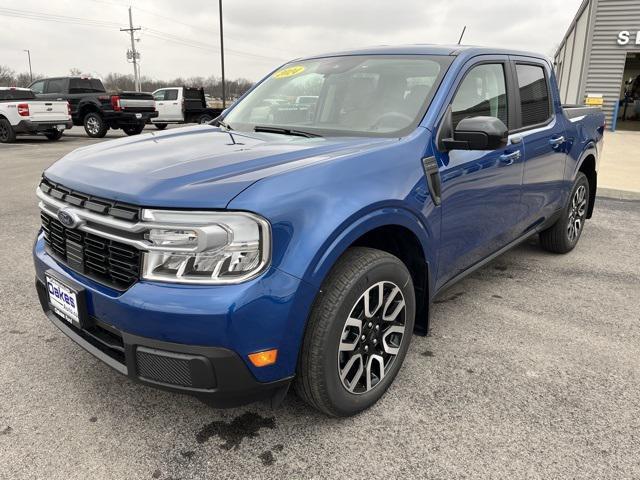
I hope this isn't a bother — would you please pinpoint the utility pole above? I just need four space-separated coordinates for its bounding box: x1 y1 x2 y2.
219 0 226 108
121 7 141 91
23 49 33 82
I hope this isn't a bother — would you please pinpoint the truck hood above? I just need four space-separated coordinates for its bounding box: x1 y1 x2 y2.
44 125 397 208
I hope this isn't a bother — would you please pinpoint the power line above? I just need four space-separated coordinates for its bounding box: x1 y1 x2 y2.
0 7 121 29
0 7 286 63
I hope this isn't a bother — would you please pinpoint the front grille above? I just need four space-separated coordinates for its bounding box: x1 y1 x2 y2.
40 178 141 221
41 212 141 290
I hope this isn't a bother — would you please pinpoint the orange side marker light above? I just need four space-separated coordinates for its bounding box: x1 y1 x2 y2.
248 349 278 367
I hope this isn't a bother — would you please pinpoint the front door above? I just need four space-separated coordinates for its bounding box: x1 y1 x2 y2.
163 89 183 121
434 59 524 286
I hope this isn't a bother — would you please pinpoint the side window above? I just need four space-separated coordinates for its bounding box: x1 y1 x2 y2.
165 89 178 101
516 64 551 127
45 79 66 94
153 90 165 101
30 80 45 94
451 64 508 129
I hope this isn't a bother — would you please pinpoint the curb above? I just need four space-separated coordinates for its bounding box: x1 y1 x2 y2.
596 187 640 201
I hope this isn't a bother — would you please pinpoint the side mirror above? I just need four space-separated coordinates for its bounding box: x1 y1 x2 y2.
441 116 508 151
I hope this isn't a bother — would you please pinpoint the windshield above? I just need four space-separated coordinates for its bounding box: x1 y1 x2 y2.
224 55 451 137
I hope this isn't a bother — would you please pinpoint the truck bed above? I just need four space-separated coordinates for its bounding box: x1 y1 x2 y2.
563 105 602 120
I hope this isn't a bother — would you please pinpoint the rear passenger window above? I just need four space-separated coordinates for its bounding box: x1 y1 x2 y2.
45 79 66 94
516 64 551 127
452 64 508 129
165 90 178 101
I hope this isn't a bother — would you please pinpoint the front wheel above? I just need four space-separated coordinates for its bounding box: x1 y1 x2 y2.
539 172 590 254
45 130 64 141
295 247 415 417
122 123 145 136
154 123 168 130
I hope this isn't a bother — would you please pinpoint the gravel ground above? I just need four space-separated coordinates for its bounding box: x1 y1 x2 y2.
1 127 639 479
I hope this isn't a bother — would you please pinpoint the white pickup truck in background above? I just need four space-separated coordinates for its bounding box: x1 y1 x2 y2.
0 87 72 143
151 86 223 130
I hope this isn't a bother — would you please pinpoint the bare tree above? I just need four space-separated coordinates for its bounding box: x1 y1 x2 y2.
0 65 254 98
0 65 16 86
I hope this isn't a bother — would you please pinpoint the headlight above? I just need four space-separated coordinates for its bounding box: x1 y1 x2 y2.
140 209 271 284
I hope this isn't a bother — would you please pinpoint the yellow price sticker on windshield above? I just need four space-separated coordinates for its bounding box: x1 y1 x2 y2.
273 66 305 79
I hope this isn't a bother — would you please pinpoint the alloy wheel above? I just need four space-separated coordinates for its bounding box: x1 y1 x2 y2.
337 281 406 394
567 184 587 242
86 117 100 135
0 123 8 142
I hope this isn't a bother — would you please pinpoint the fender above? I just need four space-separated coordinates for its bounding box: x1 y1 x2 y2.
76 98 102 115
304 205 434 289
572 141 598 179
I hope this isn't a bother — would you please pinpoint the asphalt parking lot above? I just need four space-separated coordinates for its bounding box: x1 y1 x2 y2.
1 128 639 480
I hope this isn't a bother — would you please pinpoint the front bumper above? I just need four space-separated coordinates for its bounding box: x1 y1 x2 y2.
15 120 73 134
33 234 317 406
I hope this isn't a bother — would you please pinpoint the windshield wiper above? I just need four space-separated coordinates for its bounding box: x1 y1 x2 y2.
254 125 322 138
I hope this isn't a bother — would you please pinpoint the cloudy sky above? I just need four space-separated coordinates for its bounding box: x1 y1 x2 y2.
1 0 583 82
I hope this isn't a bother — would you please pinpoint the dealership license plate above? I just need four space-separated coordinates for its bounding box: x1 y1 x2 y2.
56 124 66 131
46 275 80 326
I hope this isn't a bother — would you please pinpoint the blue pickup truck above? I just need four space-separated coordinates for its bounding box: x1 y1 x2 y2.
34 45 605 416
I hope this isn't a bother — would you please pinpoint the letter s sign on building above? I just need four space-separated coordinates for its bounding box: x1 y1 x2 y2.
617 30 640 45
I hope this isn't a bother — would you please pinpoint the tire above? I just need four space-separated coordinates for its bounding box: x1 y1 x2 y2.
122 123 145 136
45 130 64 141
154 123 168 130
197 114 213 124
0 118 16 143
540 172 590 254
295 247 415 417
83 112 108 138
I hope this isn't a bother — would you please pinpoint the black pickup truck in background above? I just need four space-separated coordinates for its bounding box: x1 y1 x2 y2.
29 77 157 138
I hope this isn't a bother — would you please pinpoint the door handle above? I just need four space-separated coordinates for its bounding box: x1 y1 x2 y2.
499 151 521 165
549 136 565 147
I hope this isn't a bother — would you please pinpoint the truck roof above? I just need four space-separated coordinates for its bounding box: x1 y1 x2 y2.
296 44 550 62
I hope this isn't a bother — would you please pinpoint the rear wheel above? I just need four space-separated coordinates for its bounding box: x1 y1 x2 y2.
83 112 107 138
45 130 64 141
154 123 168 130
122 123 145 136
540 172 590 254
0 118 16 143
295 247 415 417
197 114 213 124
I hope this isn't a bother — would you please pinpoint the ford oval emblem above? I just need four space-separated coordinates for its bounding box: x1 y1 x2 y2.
57 208 81 228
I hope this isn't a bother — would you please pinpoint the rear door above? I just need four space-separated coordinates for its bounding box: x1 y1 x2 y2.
40 78 68 100
509 57 567 227
434 56 525 286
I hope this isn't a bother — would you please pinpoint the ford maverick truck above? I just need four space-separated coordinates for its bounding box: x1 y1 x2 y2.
0 87 71 143
33 46 605 416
